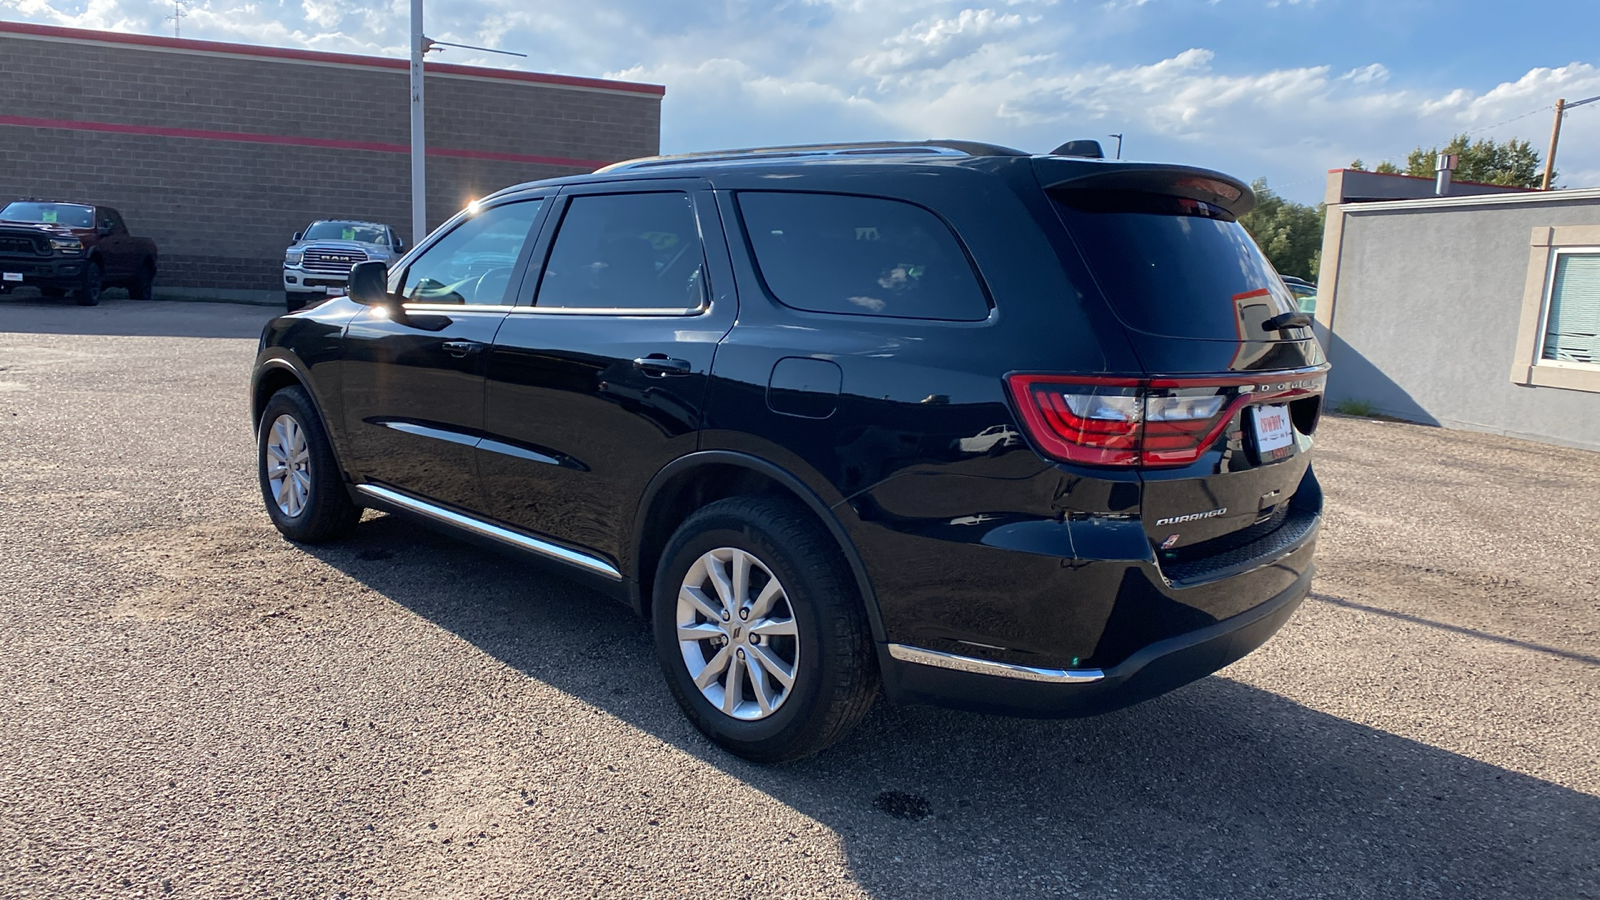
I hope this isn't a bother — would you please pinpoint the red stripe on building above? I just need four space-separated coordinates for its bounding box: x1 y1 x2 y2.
0 20 665 96
0 115 613 169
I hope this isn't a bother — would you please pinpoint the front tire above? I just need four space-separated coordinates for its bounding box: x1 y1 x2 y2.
74 263 102 306
257 386 361 542
285 290 318 313
652 497 878 762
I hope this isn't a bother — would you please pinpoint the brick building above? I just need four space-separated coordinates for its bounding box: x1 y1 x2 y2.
0 21 663 299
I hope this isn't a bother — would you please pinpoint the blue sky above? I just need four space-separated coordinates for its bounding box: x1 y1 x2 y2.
7 0 1599 203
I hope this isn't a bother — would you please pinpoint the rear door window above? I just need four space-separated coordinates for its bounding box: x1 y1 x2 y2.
1051 191 1297 340
736 192 990 321
534 192 706 312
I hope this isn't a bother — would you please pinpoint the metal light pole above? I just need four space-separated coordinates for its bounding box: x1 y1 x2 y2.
409 0 426 246
1109 133 1123 160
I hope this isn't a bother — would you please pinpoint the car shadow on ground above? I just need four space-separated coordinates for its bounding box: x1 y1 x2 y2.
0 291 275 339
303 513 1600 898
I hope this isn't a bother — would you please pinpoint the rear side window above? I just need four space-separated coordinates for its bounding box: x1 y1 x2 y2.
737 192 990 321
1051 191 1297 341
535 192 706 311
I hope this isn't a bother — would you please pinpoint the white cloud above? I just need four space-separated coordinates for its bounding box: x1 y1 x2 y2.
2 0 1596 198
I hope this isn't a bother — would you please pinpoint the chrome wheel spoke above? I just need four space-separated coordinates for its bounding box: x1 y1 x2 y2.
677 622 723 643
679 585 722 622
721 655 745 715
750 616 797 638
749 644 795 690
748 578 783 620
745 654 775 716
693 646 731 689
703 553 736 613
729 550 752 613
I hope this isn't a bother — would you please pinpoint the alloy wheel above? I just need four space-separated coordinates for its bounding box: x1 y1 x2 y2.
676 547 801 721
264 413 312 517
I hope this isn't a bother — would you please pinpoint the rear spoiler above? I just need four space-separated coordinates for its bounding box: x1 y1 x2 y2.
1033 158 1256 217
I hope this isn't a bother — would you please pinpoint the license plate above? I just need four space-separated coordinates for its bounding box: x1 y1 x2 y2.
1251 404 1293 456
2 272 21 283
325 286 345 296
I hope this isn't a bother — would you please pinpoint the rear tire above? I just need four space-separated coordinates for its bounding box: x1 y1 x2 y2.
74 263 102 306
652 496 878 762
129 261 155 300
257 385 361 543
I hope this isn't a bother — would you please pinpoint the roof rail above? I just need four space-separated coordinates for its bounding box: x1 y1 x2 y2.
595 140 1030 173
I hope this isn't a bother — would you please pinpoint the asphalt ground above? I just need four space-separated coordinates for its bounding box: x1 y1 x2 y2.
2 297 1597 899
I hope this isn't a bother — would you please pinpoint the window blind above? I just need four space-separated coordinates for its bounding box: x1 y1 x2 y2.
1542 252 1600 365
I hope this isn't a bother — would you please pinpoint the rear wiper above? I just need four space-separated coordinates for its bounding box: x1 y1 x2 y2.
1263 312 1313 332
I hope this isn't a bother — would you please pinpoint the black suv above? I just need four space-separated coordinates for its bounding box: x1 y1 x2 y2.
250 141 1326 761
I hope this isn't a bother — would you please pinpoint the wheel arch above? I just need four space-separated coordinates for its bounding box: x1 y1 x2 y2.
631 451 886 643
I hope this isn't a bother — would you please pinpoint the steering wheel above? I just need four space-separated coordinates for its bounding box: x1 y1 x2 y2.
472 266 515 304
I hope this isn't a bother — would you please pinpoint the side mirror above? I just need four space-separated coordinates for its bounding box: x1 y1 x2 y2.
293 231 303 242
348 260 393 306
394 237 406 252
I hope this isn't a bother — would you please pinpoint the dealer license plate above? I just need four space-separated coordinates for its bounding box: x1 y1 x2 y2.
325 286 345 297
1251 403 1293 456
2 272 22 283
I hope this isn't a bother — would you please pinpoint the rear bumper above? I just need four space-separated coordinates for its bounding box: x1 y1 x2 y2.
879 562 1311 717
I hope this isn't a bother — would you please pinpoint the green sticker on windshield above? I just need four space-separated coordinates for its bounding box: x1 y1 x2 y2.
342 228 355 240
42 210 57 223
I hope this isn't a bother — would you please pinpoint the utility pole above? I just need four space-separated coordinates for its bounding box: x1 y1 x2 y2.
1109 133 1123 160
409 0 426 246
1544 95 1600 191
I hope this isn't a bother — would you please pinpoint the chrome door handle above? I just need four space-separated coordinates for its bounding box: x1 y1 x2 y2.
633 355 692 377
442 340 482 357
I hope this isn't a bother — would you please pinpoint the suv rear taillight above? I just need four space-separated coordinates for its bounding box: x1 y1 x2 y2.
1005 372 1325 467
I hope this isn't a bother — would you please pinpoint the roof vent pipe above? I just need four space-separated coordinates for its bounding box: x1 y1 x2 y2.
1435 152 1459 196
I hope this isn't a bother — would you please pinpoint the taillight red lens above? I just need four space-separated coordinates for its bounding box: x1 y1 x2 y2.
1005 374 1241 467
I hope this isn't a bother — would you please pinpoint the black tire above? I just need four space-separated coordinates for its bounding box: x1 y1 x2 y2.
129 261 155 300
652 496 878 762
256 385 361 543
40 287 66 299
74 263 102 306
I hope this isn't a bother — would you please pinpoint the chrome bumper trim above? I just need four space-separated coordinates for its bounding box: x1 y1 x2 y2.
355 484 622 581
886 643 1106 684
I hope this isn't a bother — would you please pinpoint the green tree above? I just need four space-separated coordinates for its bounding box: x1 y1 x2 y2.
1403 134 1549 188
1239 178 1325 281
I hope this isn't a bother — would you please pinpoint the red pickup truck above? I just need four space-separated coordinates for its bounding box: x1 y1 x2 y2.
0 200 158 306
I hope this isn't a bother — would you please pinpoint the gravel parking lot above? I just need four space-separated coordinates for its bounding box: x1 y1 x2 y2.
2 298 1597 899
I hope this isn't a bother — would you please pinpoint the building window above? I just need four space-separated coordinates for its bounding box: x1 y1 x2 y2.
1511 226 1600 394
1541 251 1600 367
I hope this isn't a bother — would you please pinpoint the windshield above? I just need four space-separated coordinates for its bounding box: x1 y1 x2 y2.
1 202 95 228
304 222 389 245
1051 190 1298 341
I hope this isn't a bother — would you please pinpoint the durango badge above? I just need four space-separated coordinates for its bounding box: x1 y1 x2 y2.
1155 507 1228 526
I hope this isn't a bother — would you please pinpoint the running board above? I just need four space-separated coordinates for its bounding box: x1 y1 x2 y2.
355 484 623 581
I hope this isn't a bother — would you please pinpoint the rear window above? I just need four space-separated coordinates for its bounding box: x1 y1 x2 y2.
737 191 990 321
1051 191 1297 341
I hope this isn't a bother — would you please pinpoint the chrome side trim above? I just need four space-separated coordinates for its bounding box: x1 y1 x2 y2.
886 643 1106 684
374 420 479 448
355 484 622 581
476 438 562 467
